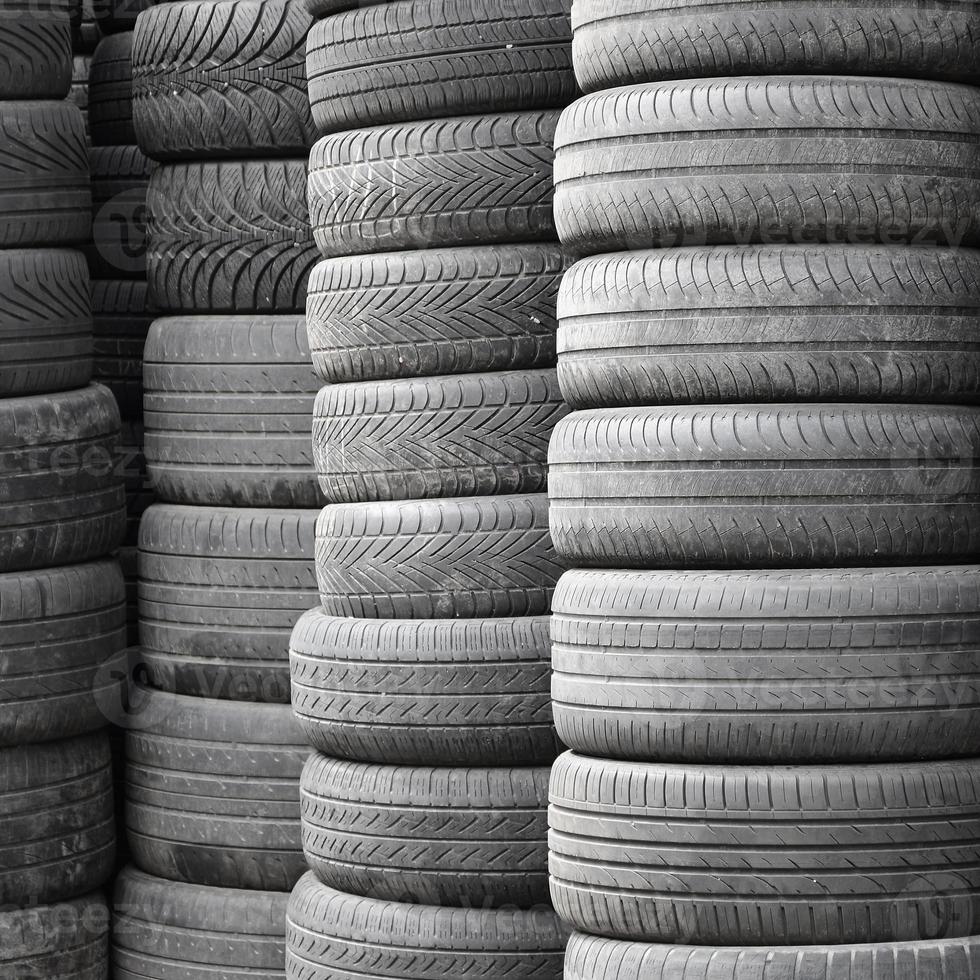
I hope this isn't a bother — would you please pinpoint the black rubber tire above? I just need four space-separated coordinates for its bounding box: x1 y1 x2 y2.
92 280 153 417
132 0 314 159
124 685 307 891
138 503 318 702
307 245 566 383
0 384 126 574
558 245 980 408
307 0 575 135
290 607 559 766
313 370 568 503
147 160 316 313
550 752 980 946
0 249 92 398
97 0 154 35
301 754 550 908
0 0 72 99
305 0 383 14
69 55 92 138
316 494 564 619
88 32 135 145
554 77 980 252
572 0 980 91
287 873 568 979
0 101 90 247
113 867 288 980
552 566 980 764
0 893 109 977
309 111 559 259
120 419 155 544
0 732 114 905
549 404 980 568
89 145 151 279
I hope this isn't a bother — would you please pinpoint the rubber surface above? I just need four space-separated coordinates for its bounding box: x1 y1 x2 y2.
0 0 72 99
89 32 135 145
554 77 980 251
549 404 980 568
89 145 151 279
92 280 152 417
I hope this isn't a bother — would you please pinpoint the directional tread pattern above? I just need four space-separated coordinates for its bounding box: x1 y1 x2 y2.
89 32 136 145
92 280 152 417
89 144 152 278
0 0 71 99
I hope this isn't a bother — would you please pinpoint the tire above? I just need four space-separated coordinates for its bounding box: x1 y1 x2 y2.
89 146 151 279
0 385 126 574
0 893 109 978
0 0 72 99
113 867 288 980
0 249 92 398
549 752 980 945
0 101 90 247
552 566 980 764
138 503 318 702
132 0 314 159
89 32 135 145
290 607 559 766
572 0 980 91
558 246 980 408
548 404 980 568
304 0 383 14
147 160 316 313
92 280 153 417
316 494 564 619
309 111 559 259
120 419 155 543
119 544 139 646
313 370 568 503
143 316 322 508
97 0 153 34
0 560 127 747
554 77 980 252
125 686 308 891
307 0 575 135
0 732 114 905
301 754 550 907
307 245 566 383
69 55 92 137
287 873 567 979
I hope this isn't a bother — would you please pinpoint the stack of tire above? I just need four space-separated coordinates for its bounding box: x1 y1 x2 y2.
0 0 127 975
546 4 980 978
284 2 579 976
111 2 321 977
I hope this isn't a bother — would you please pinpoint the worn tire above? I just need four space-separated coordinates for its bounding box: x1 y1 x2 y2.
89 32 135 145
313 370 567 503
89 146 151 279
290 607 558 766
0 0 71 99
138 504 318 702
302 754 550 908
143 316 322 507
549 404 980 568
558 246 980 408
316 495 564 619
92 280 152 417
309 111 558 259
554 77 980 252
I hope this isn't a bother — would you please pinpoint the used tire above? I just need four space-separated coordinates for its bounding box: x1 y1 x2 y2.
558 246 980 408
0 0 71 99
554 77 980 252
307 0 575 134
301 754 550 907
313 370 568 503
143 316 323 508
549 752 980 945
125 686 307 891
138 503 317 702
287 874 567 979
89 32 135 145
309 111 559 258
132 0 314 159
316 494 564 619
89 145 151 279
307 245 566 383
290 607 558 766
548 404 980 568
69 54 92 136
92 280 153 417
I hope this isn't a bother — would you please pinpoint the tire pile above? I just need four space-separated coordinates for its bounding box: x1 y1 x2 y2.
283 2 578 976
547 4 980 977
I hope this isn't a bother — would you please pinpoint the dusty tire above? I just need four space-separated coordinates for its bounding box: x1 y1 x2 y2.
558 246 980 408
138 503 317 702
287 873 567 979
552 566 980 764
132 0 314 159
301 754 550 908
554 77 980 252
309 111 558 258
0 0 71 99
92 280 153 417
113 867 288 980
307 0 575 135
147 160 316 313
316 494 564 619
89 146 151 279
88 32 135 145
313 370 567 503
143 316 323 507
548 404 980 568
290 607 558 766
